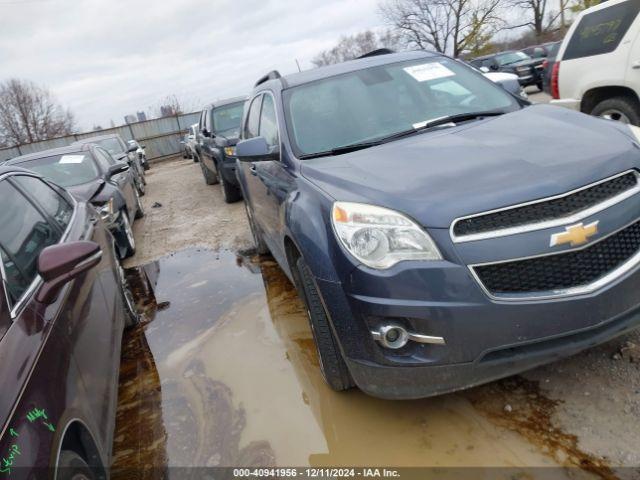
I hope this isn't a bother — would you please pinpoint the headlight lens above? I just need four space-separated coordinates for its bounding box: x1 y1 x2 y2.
516 66 529 73
224 146 236 156
331 202 442 269
97 198 116 223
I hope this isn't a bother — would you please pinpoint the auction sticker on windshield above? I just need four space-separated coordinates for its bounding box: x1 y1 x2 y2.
59 155 85 164
404 62 455 82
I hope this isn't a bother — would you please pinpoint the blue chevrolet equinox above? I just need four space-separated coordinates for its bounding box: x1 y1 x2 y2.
235 50 640 399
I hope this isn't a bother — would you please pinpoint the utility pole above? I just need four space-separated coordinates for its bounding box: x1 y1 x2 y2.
295 59 302 72
560 0 567 29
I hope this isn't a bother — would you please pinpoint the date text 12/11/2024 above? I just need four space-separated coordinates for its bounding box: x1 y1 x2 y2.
233 468 401 478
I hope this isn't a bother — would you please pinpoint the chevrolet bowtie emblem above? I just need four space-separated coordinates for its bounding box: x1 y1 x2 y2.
550 221 599 247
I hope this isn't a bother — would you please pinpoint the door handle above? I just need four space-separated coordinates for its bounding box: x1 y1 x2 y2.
250 165 257 176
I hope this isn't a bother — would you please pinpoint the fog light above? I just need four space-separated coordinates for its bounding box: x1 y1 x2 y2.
371 324 446 349
374 325 409 349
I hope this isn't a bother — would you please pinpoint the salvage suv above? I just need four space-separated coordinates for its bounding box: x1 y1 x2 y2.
197 96 247 202
235 50 640 399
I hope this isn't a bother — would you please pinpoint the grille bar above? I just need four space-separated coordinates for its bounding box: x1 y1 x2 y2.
472 218 640 300
452 171 640 242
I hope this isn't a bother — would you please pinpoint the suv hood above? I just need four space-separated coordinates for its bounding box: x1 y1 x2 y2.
300 105 640 228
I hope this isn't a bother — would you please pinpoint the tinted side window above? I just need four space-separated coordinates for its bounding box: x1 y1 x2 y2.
564 0 640 61
244 95 262 139
0 181 60 305
12 176 74 231
259 94 279 148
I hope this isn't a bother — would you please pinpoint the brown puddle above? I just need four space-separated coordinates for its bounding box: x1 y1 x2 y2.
111 247 609 479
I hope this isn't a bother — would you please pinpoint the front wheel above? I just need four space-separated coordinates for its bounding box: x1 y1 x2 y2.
220 171 242 203
117 211 136 259
294 256 355 392
134 189 145 219
57 450 96 480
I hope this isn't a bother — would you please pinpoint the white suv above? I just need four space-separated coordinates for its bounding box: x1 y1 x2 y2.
551 0 640 125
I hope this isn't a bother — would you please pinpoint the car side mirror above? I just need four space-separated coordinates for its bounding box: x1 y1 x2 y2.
490 64 499 71
127 145 138 153
236 137 278 162
36 241 102 304
202 129 211 138
108 162 129 178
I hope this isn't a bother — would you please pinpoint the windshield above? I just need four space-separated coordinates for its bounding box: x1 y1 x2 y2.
212 101 244 137
95 138 125 156
283 57 518 157
16 153 100 187
495 51 530 65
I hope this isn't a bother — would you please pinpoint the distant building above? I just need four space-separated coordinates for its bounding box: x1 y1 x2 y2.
124 114 137 124
137 111 147 122
160 105 176 117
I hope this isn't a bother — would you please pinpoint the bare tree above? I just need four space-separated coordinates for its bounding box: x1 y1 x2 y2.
0 79 75 147
509 0 564 39
150 94 202 118
312 29 403 67
380 0 504 57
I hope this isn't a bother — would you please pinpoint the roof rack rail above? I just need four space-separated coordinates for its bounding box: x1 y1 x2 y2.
357 48 396 59
254 70 282 87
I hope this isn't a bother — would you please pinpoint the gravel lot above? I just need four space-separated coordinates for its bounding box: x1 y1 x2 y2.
123 137 640 477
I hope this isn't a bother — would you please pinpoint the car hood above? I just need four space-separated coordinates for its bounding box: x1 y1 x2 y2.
67 179 105 202
300 105 640 228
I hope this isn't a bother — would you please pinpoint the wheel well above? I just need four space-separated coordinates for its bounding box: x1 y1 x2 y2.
59 421 105 476
581 86 640 114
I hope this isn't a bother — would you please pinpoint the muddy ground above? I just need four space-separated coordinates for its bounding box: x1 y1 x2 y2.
115 156 640 479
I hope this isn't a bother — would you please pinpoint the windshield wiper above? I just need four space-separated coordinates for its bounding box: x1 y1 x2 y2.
298 111 505 159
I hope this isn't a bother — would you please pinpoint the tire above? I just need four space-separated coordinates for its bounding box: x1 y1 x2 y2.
536 81 543 91
192 150 199 163
115 258 140 328
134 188 145 219
57 450 95 480
591 96 640 126
136 177 145 196
220 171 242 203
295 257 355 392
244 200 269 254
200 160 219 185
117 211 136 259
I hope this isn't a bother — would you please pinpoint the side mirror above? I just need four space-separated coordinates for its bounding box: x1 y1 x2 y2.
202 129 211 138
36 241 102 304
236 137 278 162
108 162 129 178
479 66 490 73
490 64 499 71
127 145 138 153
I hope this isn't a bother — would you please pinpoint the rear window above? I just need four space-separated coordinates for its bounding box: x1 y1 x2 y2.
95 137 126 155
563 0 640 61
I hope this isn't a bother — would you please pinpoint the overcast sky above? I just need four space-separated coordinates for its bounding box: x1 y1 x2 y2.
1 0 384 129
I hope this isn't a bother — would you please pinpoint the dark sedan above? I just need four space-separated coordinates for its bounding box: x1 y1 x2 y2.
5 144 143 259
235 50 640 399
0 166 138 478
74 134 146 196
197 96 247 202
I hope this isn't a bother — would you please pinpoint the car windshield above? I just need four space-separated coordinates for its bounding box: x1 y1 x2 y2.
212 101 244 137
495 51 530 65
283 57 519 157
95 138 125 155
15 153 100 187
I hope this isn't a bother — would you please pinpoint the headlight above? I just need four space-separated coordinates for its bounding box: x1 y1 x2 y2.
97 198 116 223
516 66 529 73
331 202 442 269
224 146 236 156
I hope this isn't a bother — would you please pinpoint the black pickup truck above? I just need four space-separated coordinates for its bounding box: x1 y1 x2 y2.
197 96 247 203
470 50 545 91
